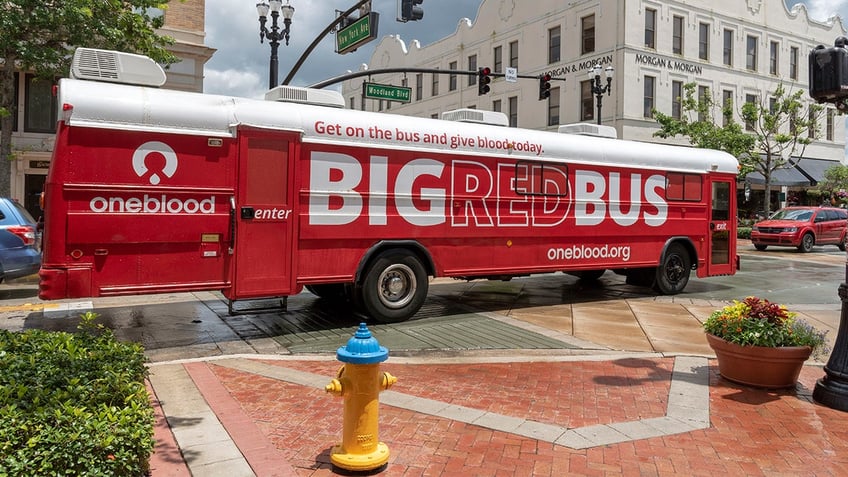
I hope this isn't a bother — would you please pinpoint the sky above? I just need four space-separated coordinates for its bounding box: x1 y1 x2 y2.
202 0 848 100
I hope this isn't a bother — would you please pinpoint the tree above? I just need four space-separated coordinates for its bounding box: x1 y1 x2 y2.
0 0 177 197
653 82 822 215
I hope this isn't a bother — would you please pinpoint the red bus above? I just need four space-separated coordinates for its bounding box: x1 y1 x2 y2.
39 49 739 323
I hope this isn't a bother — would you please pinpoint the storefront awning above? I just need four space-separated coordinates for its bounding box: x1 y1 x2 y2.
744 166 811 187
794 158 841 185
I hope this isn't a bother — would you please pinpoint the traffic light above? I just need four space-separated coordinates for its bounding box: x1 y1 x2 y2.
538 73 552 100
478 67 491 95
809 37 848 105
400 0 424 22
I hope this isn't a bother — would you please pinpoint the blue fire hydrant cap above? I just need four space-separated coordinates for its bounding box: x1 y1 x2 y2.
336 323 388 364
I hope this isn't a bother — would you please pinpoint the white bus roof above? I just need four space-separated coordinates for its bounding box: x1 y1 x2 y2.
57 78 739 175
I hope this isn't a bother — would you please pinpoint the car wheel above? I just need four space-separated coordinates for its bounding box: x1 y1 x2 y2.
840 235 847 252
360 249 428 323
654 243 691 295
754 244 767 251
798 233 815 253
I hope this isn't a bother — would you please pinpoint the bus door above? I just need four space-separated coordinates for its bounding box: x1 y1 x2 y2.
231 128 298 298
706 178 736 275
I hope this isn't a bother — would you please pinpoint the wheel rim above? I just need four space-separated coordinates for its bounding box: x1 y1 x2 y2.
663 254 686 284
377 264 416 309
803 235 813 250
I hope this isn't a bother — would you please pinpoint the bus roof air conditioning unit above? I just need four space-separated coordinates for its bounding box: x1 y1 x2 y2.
441 108 509 127
71 48 167 87
264 85 346 108
557 123 617 139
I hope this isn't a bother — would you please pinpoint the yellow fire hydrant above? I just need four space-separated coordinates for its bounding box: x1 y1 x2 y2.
325 323 397 472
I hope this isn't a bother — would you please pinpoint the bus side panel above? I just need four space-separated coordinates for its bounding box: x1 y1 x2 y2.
295 143 716 281
39 126 236 299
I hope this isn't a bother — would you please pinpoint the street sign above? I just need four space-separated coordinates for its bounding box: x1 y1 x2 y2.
336 12 380 54
363 82 411 103
505 67 517 83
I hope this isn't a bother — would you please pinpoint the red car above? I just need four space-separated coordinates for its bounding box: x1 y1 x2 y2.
751 206 848 252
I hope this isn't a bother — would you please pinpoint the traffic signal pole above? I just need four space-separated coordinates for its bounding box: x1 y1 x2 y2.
308 67 564 90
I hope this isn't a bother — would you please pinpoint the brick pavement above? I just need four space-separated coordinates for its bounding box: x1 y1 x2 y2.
147 355 848 476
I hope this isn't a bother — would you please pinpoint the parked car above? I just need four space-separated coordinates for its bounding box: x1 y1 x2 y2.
0 198 41 282
750 206 848 253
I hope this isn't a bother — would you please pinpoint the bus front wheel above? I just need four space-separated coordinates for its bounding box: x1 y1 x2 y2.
360 249 428 323
654 243 691 295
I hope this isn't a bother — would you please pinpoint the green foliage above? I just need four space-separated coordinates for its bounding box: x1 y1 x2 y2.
737 226 751 239
815 163 848 195
703 297 829 359
653 82 822 214
0 313 154 476
1 0 178 196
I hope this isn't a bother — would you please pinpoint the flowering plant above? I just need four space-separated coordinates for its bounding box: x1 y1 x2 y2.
703 296 830 359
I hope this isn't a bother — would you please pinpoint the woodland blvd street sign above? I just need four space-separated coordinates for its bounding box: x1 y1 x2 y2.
363 82 411 103
337 12 379 54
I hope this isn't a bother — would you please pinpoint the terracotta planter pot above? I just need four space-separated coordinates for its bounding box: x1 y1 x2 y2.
705 333 812 389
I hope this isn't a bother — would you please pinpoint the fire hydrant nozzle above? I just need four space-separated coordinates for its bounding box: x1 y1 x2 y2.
325 323 395 472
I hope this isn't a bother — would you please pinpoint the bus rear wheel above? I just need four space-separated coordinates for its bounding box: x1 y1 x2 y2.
360 249 428 323
654 243 690 295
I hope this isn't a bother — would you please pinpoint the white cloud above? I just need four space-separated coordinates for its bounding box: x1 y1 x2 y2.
801 0 848 21
204 68 265 99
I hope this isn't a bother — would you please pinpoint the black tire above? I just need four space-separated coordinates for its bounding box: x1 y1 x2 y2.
839 234 846 252
574 269 606 281
754 244 767 251
798 233 815 253
305 284 348 300
654 243 691 295
360 249 428 323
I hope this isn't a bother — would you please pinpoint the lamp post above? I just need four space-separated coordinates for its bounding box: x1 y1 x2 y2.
257 0 295 89
588 64 614 125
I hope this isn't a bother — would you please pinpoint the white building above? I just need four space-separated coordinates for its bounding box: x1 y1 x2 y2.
341 0 847 213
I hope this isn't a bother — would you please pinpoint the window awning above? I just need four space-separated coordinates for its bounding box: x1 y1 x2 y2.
744 166 811 187
743 157 842 187
794 158 841 185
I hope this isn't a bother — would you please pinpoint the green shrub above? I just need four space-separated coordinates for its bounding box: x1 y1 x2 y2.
737 227 751 239
0 313 154 476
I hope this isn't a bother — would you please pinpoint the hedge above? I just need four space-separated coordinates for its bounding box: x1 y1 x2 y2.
0 313 154 476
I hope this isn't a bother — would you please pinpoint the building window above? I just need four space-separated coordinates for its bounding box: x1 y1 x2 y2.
808 108 816 138
722 90 733 126
349 96 355 109
698 85 709 122
582 14 595 54
494 45 503 73
468 55 477 86
746 35 758 71
644 9 656 49
769 97 777 114
745 94 757 131
723 29 733 66
508 96 518 127
672 16 684 55
672 81 683 119
415 73 423 100
580 80 594 122
790 47 798 80
769 41 779 75
699 23 709 60
549 26 561 64
431 113 439 119
378 99 383 112
644 76 655 118
24 74 57 133
493 99 502 113
509 40 518 69
432 68 439 96
449 61 457 91
547 87 560 126
827 108 834 141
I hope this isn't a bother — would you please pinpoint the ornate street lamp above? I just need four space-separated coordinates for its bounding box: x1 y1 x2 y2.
588 64 614 125
257 0 295 89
